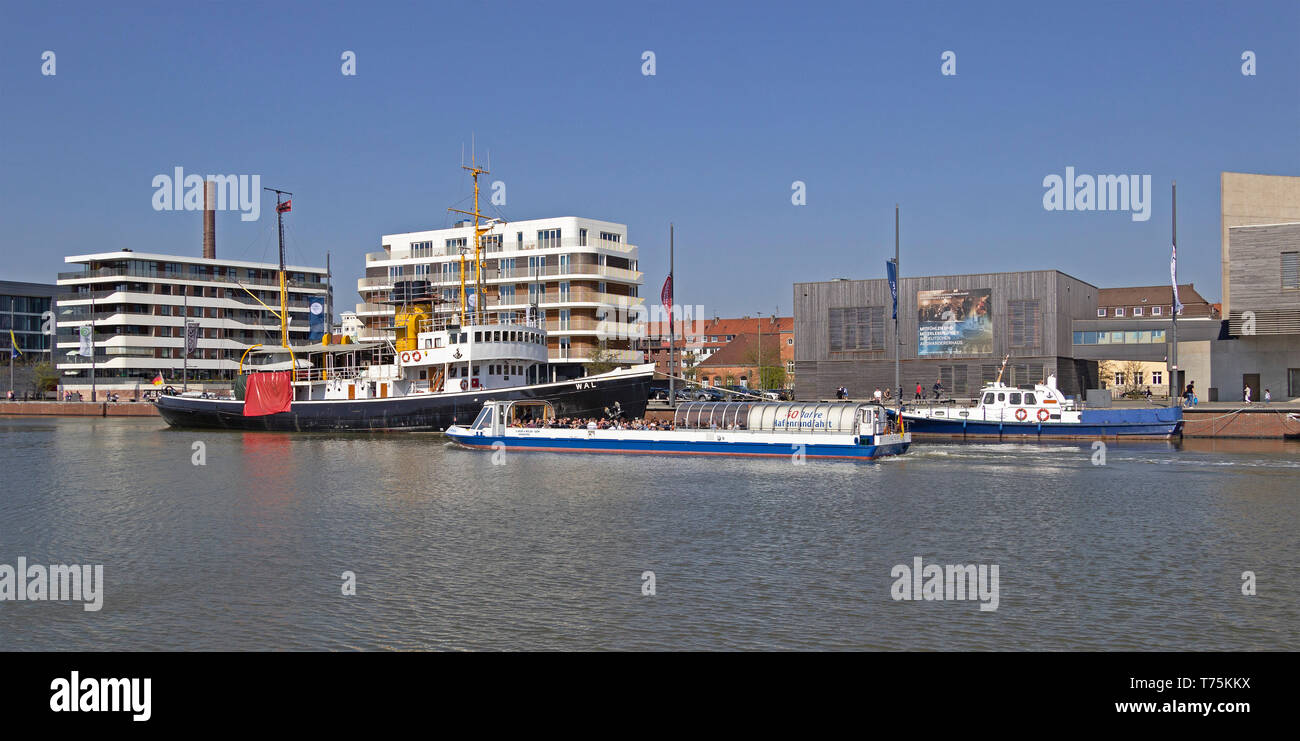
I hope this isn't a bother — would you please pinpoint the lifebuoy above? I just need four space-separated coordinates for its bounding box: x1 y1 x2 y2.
1037 408 1050 422
412 351 422 362
460 379 468 391
401 351 411 363
1015 408 1028 421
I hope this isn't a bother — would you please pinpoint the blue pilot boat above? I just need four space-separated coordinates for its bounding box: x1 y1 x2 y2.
891 375 1182 439
446 400 912 460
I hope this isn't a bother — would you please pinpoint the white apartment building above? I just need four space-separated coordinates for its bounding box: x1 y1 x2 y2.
56 250 331 398
357 217 644 379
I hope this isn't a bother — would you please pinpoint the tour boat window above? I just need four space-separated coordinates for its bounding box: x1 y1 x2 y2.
494 331 501 342
473 366 480 375
1009 393 1022 405
470 406 492 430
1024 392 1036 404
997 393 1006 402
474 332 482 343
434 338 443 348
983 393 995 404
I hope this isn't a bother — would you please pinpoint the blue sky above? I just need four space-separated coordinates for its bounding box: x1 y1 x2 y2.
1 0 1296 316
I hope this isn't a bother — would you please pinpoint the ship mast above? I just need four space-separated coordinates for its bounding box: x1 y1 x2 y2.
448 147 495 326
265 187 293 349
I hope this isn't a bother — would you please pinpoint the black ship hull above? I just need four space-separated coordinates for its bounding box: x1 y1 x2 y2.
155 368 653 432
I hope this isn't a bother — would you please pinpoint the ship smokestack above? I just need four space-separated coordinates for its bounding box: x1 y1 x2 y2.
202 180 216 259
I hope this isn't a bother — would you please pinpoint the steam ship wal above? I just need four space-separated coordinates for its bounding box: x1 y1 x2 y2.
157 169 652 432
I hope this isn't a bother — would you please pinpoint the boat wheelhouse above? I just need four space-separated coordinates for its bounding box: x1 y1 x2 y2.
446 400 912 460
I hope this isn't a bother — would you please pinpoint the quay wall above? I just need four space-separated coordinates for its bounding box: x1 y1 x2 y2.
1 402 160 417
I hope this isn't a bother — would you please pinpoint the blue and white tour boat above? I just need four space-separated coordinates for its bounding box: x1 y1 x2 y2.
446 400 912 460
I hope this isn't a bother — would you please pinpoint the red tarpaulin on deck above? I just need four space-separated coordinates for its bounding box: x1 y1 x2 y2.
243 371 293 416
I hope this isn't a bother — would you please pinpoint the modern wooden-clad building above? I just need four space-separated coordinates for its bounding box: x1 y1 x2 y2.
1214 220 1300 400
793 270 1100 400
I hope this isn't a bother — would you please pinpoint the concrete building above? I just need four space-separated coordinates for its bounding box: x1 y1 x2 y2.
55 251 331 399
358 217 643 379
794 271 1100 400
1215 220 1300 400
1070 284 1222 398
1221 172 1300 317
0 280 58 356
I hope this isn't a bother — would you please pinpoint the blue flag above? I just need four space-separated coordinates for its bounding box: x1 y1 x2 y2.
308 297 325 341
886 260 898 319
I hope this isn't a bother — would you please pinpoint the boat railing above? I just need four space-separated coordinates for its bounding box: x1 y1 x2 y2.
415 312 545 335
291 366 364 384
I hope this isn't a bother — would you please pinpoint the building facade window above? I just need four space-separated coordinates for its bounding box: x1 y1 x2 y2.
1152 371 1162 386
1114 307 1124 317
538 229 561 249
599 231 621 243
1283 251 1299 290
1097 308 1106 317
1152 305 1162 316
1133 306 1143 316
828 306 885 352
1008 300 1042 349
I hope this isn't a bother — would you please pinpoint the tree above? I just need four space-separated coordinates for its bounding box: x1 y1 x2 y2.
586 340 620 375
28 361 60 397
681 352 699 381
742 340 787 389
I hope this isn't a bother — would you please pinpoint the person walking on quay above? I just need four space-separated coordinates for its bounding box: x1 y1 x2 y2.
932 379 943 400
914 383 923 400
1264 388 1271 404
873 387 882 404
1244 385 1252 404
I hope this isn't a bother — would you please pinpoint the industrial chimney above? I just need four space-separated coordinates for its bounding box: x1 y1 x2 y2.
202 180 216 259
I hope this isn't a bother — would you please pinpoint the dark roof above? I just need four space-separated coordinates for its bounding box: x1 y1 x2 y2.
698 333 782 368
1098 284 1211 307
0 280 59 298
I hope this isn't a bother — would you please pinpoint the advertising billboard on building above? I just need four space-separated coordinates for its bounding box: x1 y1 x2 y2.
918 288 993 356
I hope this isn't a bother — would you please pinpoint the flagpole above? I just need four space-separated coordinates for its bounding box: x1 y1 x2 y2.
90 292 96 403
183 289 189 393
894 204 900 410
668 223 675 410
1170 181 1179 402
9 298 14 398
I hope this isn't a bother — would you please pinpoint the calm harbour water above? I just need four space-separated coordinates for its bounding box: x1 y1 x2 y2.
0 415 1296 651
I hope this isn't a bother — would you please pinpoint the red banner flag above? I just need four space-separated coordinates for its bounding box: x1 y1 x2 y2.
277 200 292 214
660 274 673 313
243 371 293 416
